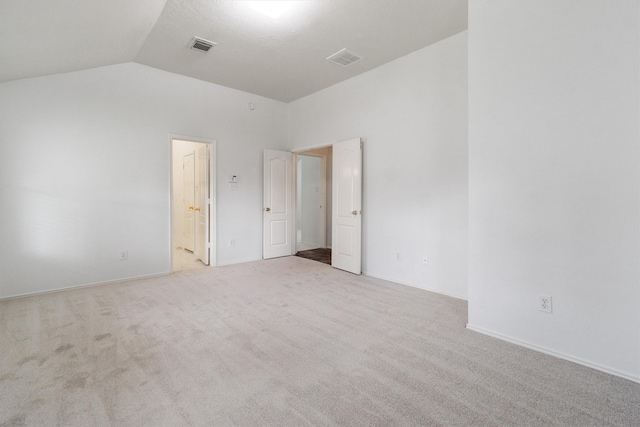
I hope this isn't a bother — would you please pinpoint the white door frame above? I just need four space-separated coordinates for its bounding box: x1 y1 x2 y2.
170 135 217 271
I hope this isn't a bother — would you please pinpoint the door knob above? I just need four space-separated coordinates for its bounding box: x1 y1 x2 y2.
188 206 194 210
352 210 358 215
194 207 200 212
265 207 271 212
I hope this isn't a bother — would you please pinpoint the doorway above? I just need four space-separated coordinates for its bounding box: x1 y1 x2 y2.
296 151 328 250
171 137 216 272
263 138 361 274
295 147 332 264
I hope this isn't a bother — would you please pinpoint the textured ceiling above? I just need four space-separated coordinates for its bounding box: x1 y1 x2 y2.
0 0 468 102
0 0 167 83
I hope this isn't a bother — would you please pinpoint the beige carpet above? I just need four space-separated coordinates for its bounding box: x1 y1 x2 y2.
1 257 638 426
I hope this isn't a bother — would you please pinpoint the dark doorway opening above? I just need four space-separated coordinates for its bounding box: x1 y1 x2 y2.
295 248 331 265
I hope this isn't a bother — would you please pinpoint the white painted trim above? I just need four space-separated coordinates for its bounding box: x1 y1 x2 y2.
170 134 218 146
209 142 217 267
466 323 640 384
365 272 468 301
293 154 299 251
215 257 263 267
292 142 332 154
0 272 171 302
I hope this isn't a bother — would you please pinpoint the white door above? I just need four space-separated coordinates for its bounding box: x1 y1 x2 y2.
263 150 293 259
183 152 195 252
195 145 209 265
332 138 362 274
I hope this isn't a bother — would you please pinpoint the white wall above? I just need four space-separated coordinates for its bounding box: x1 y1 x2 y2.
288 32 468 299
468 0 640 381
0 63 287 298
298 146 333 247
298 155 323 248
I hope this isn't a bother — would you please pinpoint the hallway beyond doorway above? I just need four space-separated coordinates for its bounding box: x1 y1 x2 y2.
295 248 331 265
173 247 207 272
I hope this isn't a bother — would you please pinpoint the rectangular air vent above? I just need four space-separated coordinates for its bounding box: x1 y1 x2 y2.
326 48 362 67
190 37 216 53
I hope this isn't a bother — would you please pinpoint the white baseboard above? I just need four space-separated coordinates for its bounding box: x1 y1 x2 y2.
466 323 640 384
0 271 171 302
215 257 263 267
364 272 468 301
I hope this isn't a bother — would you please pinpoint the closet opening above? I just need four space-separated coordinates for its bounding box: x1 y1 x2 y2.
294 146 332 265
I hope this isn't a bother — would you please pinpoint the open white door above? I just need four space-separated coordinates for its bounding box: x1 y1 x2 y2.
263 150 293 259
332 138 362 274
195 145 210 265
183 152 195 252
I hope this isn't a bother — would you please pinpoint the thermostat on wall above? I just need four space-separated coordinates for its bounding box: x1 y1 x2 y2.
228 175 238 183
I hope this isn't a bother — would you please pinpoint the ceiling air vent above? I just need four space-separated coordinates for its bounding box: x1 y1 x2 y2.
326 48 362 67
190 37 216 53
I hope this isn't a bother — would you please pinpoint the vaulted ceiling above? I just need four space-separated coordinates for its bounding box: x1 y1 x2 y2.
0 0 467 102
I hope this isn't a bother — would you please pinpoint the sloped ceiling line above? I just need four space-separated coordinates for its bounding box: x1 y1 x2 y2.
0 0 468 102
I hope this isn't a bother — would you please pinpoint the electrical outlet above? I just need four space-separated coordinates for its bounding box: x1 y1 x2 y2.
538 295 552 313
229 239 235 247
396 252 401 260
119 250 128 260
